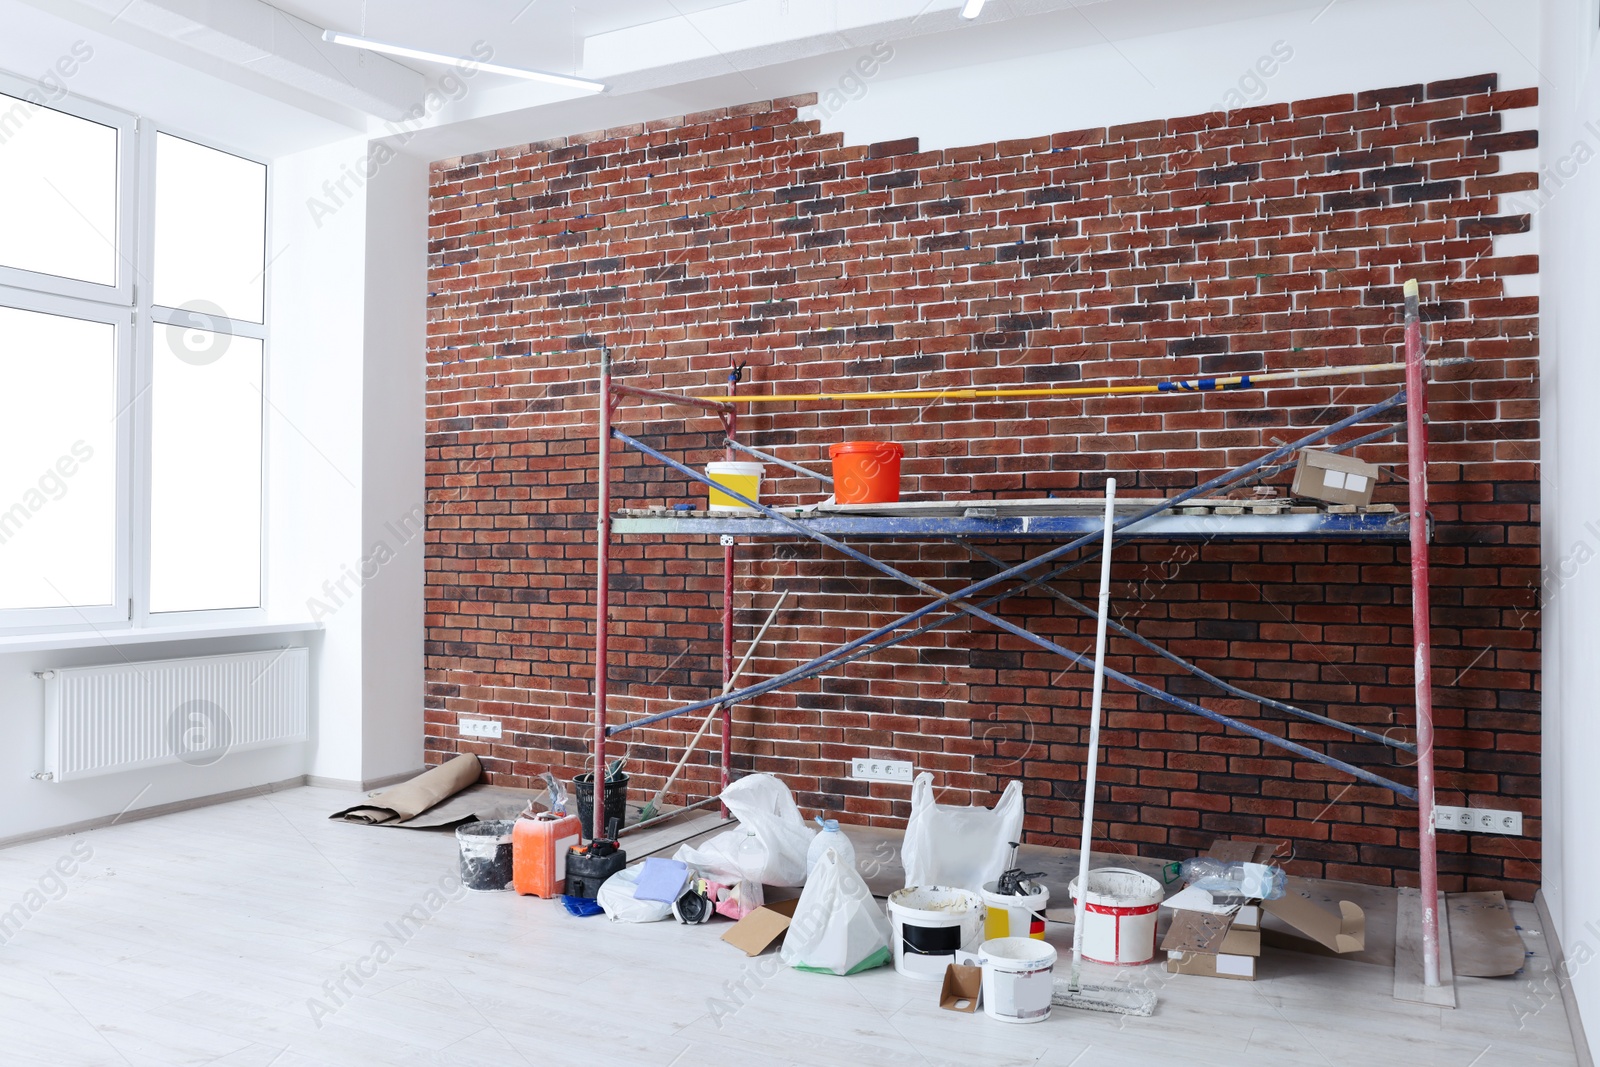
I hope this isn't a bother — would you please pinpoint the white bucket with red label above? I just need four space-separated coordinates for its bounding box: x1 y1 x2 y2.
1067 867 1163 965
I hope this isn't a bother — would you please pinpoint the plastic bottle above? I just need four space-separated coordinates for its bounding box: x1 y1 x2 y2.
1179 857 1286 901
806 817 856 880
512 773 584 898
731 829 765 918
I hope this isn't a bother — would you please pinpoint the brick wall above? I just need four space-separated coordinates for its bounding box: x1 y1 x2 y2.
425 73 1542 897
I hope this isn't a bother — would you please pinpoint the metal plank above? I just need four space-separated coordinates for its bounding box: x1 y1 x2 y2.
611 512 1409 541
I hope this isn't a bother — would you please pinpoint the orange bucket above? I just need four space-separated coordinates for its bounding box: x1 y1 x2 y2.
830 441 904 504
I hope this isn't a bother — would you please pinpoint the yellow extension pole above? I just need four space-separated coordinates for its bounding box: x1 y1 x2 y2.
685 358 1454 405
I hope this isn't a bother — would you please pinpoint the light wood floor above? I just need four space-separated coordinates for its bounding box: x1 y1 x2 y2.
0 784 1580 1066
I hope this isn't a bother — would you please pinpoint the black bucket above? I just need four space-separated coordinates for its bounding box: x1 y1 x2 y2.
456 819 515 892
573 772 628 840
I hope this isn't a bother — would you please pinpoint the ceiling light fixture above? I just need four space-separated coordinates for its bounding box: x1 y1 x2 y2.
961 0 986 18
321 30 607 92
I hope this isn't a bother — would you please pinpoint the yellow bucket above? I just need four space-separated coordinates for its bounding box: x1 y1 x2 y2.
706 461 763 512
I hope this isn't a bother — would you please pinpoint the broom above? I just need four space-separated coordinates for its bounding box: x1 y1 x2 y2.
636 591 789 824
1052 478 1157 1017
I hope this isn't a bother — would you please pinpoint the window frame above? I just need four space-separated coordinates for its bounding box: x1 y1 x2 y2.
0 78 271 634
0 70 138 306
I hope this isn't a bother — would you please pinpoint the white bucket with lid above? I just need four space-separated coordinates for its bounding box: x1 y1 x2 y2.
980 880 1049 941
706 461 764 512
978 937 1057 1024
1067 867 1163 965
886 885 986 980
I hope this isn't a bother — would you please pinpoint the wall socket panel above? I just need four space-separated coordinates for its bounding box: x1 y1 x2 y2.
459 718 502 739
852 758 914 783
1434 805 1522 835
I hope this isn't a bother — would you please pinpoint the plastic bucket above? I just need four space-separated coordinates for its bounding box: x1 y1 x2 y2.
573 772 629 840
706 461 764 512
1067 867 1163 965
978 937 1057 1024
829 442 903 505
456 819 515 892
886 885 986 981
981 880 1049 941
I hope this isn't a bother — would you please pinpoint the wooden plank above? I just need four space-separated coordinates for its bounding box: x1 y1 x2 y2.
1394 886 1457 1006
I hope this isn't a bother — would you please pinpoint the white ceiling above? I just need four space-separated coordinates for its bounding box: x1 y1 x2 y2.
5 0 1107 154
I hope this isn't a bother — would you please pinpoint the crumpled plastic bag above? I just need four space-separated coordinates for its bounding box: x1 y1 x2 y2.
779 848 892 975
901 772 1024 893
596 865 674 923
674 773 816 887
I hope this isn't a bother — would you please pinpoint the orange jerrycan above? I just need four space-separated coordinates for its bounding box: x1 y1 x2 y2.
514 809 584 897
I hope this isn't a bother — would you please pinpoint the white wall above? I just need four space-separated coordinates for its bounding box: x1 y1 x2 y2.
266 135 371 782
359 149 430 780
1539 0 1599 1052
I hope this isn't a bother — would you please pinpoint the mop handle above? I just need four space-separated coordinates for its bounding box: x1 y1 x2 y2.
1071 478 1118 977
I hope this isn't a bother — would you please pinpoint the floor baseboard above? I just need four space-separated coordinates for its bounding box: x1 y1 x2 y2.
1537 890 1595 1067
0 774 310 851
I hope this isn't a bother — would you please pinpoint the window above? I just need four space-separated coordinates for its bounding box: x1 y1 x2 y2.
0 72 268 630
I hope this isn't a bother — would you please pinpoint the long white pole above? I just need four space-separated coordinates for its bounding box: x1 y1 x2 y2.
1071 477 1117 983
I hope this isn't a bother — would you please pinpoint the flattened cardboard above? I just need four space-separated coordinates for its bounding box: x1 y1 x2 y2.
1161 909 1234 954
940 963 984 1013
1449 891 1525 978
1161 910 1261 958
721 896 800 956
1167 949 1257 980
1263 886 1365 954
1291 449 1380 506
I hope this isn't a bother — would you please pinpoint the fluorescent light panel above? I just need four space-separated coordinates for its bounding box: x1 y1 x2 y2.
961 0 986 18
321 30 607 92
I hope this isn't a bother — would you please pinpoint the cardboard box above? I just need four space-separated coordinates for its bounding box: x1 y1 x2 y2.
1166 948 1258 980
939 963 984 1013
1262 883 1366 954
1161 901 1264 982
721 896 800 956
1291 449 1380 506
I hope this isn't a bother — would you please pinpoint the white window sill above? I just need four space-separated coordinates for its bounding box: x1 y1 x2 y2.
0 620 322 655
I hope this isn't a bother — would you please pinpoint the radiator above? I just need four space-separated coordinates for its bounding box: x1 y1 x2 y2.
40 648 310 781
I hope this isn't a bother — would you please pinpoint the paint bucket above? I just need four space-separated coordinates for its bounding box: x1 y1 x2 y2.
1067 867 1163 965
978 937 1057 1024
456 819 515 892
829 441 903 505
981 880 1049 941
706 461 764 512
572 771 629 840
886 885 986 980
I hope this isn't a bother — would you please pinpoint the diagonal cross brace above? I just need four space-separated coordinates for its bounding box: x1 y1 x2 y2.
607 397 1418 798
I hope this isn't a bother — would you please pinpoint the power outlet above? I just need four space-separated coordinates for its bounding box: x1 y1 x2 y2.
1434 805 1521 835
852 757 913 783
459 718 502 739
1469 807 1523 836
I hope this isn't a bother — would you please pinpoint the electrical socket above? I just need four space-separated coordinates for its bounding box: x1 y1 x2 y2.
459 718 502 739
1434 804 1521 835
852 757 914 783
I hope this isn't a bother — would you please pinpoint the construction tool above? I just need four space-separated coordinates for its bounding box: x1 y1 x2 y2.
635 591 789 823
1053 478 1157 1018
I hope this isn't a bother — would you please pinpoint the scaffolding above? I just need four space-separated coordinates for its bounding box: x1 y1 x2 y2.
589 286 1443 986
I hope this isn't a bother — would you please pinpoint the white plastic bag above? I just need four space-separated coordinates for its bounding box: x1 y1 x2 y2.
674 773 816 887
779 848 892 975
596 865 674 923
901 772 1024 893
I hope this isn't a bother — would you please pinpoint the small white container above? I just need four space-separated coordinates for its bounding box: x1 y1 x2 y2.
886 885 986 980
1067 867 1163 965
978 937 1057 1024
706 461 764 512
980 879 1049 941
